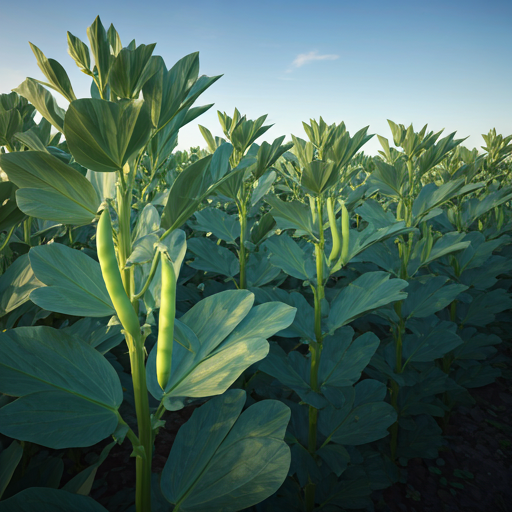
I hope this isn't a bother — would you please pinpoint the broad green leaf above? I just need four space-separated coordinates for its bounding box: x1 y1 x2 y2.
319 380 396 445
161 390 290 512
266 195 317 239
319 328 381 389
0 151 100 225
0 254 42 317
187 237 239 277
403 319 463 364
0 441 22 499
29 43 76 102
109 45 158 99
161 145 242 231
0 182 25 232
86 16 112 95
0 326 122 448
147 292 295 405
67 32 92 75
301 160 337 195
251 170 276 206
0 391 119 449
29 243 115 317
142 52 221 131
0 109 22 146
265 234 316 281
61 318 124 354
13 78 65 132
258 343 326 408
328 272 408 333
370 158 407 199
401 276 467 319
64 98 152 172
86 169 117 201
192 207 240 244
0 488 109 512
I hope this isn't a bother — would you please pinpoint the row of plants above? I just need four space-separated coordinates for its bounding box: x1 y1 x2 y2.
0 16 511 512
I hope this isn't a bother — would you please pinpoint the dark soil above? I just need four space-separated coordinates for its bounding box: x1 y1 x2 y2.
375 341 512 512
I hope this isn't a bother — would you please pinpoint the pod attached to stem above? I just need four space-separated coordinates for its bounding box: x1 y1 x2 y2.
156 253 176 390
340 201 350 266
327 196 341 264
97 209 141 342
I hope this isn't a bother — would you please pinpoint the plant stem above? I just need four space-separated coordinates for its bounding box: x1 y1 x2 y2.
117 167 152 512
305 196 325 512
239 201 247 289
23 218 32 246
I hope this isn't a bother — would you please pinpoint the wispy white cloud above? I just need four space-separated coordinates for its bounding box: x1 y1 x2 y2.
287 51 339 72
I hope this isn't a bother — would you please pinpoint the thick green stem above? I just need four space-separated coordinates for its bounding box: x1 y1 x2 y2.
23 218 32 246
117 168 152 512
389 304 404 461
305 197 326 512
239 203 247 289
128 340 153 512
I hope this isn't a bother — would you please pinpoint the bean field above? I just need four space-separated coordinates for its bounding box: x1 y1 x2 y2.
0 16 511 512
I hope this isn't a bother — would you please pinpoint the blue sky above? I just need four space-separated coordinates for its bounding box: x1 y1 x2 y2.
1 0 511 154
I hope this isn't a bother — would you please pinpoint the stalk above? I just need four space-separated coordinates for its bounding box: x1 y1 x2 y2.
23 218 32 246
239 201 248 289
305 197 325 512
117 168 152 512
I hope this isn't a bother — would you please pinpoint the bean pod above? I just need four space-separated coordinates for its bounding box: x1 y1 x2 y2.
327 197 341 264
340 201 350 266
156 253 176 390
97 209 140 340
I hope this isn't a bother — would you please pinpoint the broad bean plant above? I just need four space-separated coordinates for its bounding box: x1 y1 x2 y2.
0 16 511 512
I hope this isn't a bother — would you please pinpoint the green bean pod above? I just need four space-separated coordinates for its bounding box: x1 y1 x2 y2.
156 253 176 390
327 197 341 264
340 201 350 265
97 209 140 341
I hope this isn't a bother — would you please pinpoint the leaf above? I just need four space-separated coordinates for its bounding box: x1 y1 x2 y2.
61 318 124 354
29 243 115 317
401 276 467 319
62 442 115 495
13 79 65 132
192 207 240 244
86 16 112 95
403 319 463 363
301 160 337 195
0 109 22 146
0 326 122 448
0 254 42 318
147 291 295 406
319 380 396 445
265 195 316 239
67 32 92 75
142 53 221 131
64 98 152 173
109 45 158 99
328 272 408 333
251 170 276 206
0 182 25 232
0 441 22 499
258 343 326 408
319 328 381 389
0 488 109 511
160 390 291 512
187 237 239 277
0 151 100 225
161 145 237 231
265 234 316 281
29 43 76 102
